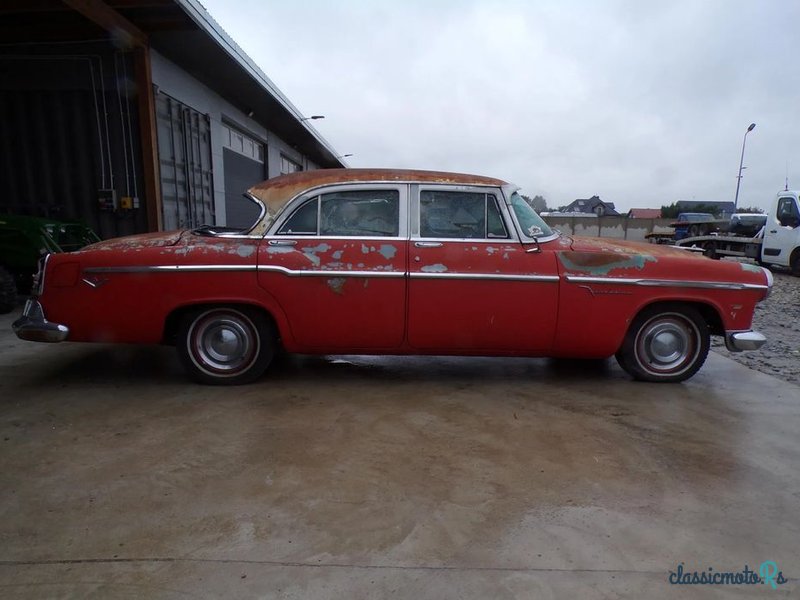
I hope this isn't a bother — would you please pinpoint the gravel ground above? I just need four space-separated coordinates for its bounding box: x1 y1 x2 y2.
711 267 800 385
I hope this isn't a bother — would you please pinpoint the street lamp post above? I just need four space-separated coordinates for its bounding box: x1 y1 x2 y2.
733 122 756 211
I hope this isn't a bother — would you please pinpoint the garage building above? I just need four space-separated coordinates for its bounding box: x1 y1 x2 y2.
0 0 345 239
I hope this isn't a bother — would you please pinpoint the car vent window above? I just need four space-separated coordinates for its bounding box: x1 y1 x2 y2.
278 197 319 235
319 190 400 237
486 195 508 238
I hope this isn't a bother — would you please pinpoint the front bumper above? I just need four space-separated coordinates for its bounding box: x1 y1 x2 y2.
12 299 69 343
725 330 766 352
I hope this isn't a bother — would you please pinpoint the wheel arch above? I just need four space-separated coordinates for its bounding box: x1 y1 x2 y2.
624 298 724 344
162 301 284 347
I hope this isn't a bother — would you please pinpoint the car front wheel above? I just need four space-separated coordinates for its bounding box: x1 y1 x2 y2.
616 304 710 383
177 306 275 385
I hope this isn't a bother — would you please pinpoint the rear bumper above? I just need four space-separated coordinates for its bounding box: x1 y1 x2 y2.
12 299 69 343
725 330 766 352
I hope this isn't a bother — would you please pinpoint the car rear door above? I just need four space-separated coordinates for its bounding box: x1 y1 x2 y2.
406 185 559 352
257 184 408 350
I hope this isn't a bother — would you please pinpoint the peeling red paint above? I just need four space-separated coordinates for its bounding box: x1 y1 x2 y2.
82 231 183 252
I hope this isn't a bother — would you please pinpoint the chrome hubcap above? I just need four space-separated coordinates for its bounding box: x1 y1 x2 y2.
203 320 249 367
636 315 698 374
189 311 258 375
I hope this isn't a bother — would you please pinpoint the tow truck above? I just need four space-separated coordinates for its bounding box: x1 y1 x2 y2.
673 191 800 274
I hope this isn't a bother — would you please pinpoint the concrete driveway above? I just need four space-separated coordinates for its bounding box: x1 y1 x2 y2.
0 309 797 599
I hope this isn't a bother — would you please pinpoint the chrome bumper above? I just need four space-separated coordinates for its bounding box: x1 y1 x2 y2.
725 330 766 352
12 299 69 343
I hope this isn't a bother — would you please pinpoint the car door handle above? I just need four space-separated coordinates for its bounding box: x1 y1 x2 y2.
268 239 297 246
769 230 777 234
414 241 443 248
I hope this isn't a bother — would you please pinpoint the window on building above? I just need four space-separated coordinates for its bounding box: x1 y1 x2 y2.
280 155 303 175
221 123 264 163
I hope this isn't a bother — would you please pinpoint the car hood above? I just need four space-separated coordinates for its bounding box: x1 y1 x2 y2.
559 235 767 286
567 236 696 260
81 230 186 252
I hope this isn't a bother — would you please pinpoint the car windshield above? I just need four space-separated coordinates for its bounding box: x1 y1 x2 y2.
509 192 554 239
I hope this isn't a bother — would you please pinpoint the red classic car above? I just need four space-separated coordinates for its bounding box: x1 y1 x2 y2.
13 169 771 384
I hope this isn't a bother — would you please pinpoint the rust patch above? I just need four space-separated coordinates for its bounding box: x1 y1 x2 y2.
82 231 183 252
327 277 346 295
248 168 508 217
559 251 656 275
421 263 448 273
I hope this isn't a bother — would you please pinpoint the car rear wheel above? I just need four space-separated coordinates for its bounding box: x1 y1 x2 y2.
177 306 276 385
0 266 17 315
615 304 710 383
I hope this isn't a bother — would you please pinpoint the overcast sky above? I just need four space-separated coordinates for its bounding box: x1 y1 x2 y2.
200 0 799 212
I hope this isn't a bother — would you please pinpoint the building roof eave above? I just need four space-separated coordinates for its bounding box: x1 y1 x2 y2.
169 0 345 168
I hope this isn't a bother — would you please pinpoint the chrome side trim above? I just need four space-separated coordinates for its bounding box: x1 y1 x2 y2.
411 273 559 282
267 235 403 242
83 265 258 273
80 264 557 282
564 275 770 291
258 265 404 278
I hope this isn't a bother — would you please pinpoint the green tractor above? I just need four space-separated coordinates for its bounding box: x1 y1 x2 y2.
0 215 101 314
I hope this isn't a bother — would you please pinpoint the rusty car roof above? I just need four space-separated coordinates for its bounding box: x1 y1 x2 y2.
247 168 509 213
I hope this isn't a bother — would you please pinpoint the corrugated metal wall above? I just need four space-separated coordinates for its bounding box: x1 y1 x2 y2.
0 47 148 239
155 92 214 230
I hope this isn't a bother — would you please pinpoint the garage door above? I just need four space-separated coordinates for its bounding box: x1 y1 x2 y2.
222 124 265 229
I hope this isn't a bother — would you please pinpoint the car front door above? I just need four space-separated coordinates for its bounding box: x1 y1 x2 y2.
406 186 559 352
257 184 408 350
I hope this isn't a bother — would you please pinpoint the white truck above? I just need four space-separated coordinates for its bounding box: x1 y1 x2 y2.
675 190 800 274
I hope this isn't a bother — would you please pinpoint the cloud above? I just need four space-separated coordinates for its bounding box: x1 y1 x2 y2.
200 0 800 211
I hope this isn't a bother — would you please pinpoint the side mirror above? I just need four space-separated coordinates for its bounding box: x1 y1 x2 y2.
525 226 542 254
525 241 542 254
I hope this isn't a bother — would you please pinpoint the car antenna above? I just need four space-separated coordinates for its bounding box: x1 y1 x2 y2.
786 161 790 191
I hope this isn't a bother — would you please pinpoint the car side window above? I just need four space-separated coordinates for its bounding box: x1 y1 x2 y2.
319 190 400 237
419 191 508 239
278 190 400 236
277 196 318 235
777 197 799 228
